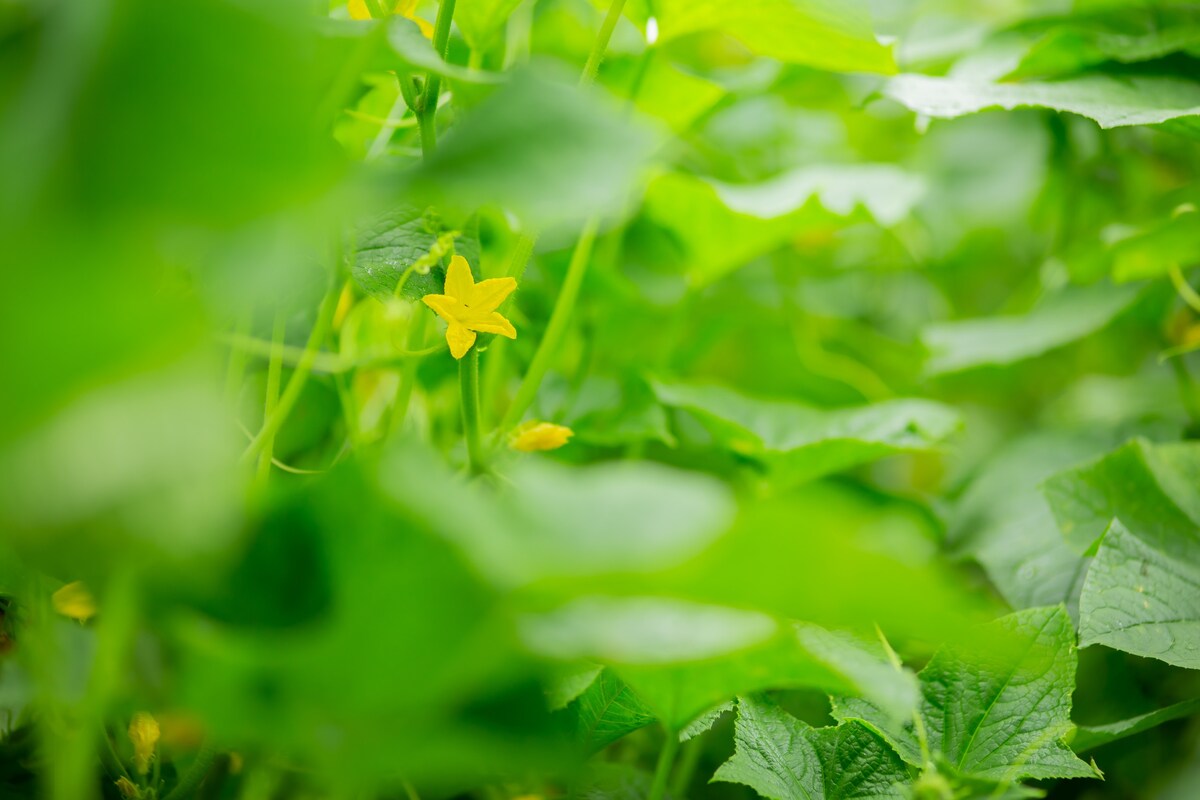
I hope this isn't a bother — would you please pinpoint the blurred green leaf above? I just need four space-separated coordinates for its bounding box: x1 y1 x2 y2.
885 73 1200 131
405 70 659 228
456 0 525 51
656 0 896 74
922 284 1140 376
653 381 960 486
1110 207 1200 282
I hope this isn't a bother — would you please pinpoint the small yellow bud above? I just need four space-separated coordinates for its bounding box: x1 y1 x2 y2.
510 421 574 452
51 582 97 623
128 712 160 776
114 776 141 799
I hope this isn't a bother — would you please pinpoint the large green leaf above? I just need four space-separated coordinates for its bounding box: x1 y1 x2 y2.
713 696 909 800
921 284 1140 376
835 607 1098 784
653 381 960 486
1079 520 1200 669
656 0 896 74
885 73 1200 130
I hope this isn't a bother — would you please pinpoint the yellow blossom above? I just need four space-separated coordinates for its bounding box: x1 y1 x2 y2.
422 255 517 359
347 0 434 36
114 777 141 799
510 421 574 452
51 581 97 623
128 712 160 776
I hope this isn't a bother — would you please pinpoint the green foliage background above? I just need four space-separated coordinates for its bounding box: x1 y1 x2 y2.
2 0 1200 798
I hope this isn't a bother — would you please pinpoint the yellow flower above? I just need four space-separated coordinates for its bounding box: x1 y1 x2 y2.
128 712 160 776
510 421 574 452
422 255 517 359
51 581 97 623
347 0 434 36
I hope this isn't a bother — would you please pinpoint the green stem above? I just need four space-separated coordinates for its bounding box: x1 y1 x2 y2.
254 314 287 487
1170 263 1200 314
161 740 219 800
669 736 703 799
647 729 680 800
388 309 431 437
499 217 599 433
53 569 139 800
223 308 252 408
580 0 629 87
416 0 458 155
459 346 486 474
242 285 341 465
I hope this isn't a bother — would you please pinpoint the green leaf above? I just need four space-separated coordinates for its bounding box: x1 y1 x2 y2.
456 0 525 51
948 433 1109 610
713 696 909 800
653 381 960 486
641 167 925 286
921 284 1140 376
1079 519 1200 669
349 205 480 302
1110 206 1200 282
1043 438 1200 554
835 607 1098 783
1073 698 1200 752
1006 8 1200 80
656 0 896 74
386 17 501 83
567 668 657 752
614 621 918 732
884 73 1200 131
405 70 659 228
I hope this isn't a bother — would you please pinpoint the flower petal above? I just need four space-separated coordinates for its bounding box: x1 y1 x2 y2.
468 276 518 313
422 293 461 324
444 255 475 301
446 323 476 359
468 311 517 339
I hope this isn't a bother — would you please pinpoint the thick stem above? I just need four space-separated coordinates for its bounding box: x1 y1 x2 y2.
499 216 599 432
459 346 486 474
647 729 680 800
670 736 703 799
416 0 458 155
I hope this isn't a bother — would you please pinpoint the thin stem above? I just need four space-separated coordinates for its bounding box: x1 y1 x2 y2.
161 740 219 800
498 216 599 433
416 0 458 155
580 0 629 88
242 285 342 465
647 728 680 800
1171 357 1200 434
223 308 252 408
1170 263 1200 314
460 346 486 475
254 314 287 487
